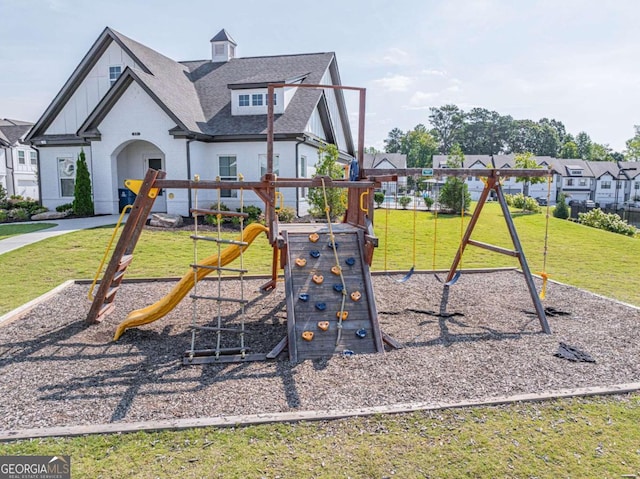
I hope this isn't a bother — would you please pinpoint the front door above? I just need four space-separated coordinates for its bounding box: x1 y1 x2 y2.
146 157 166 212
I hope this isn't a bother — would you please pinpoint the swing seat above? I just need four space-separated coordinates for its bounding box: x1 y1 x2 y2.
394 266 415 284
434 270 461 286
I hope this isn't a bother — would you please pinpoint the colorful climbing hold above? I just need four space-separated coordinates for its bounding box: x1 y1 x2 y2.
355 328 367 338
310 250 320 258
327 240 339 249
295 258 306 267
331 265 341 275
315 302 326 311
308 233 320 243
312 274 324 285
302 331 314 341
345 257 356 266
336 311 349 320
318 321 330 331
342 350 355 357
299 293 309 302
350 291 361 302
333 284 344 293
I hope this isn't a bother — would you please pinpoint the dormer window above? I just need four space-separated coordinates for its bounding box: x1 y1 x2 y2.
214 44 224 56
252 94 263 106
239 94 250 107
109 66 122 86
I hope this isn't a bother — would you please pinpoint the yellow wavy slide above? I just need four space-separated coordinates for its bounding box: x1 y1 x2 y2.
114 223 268 340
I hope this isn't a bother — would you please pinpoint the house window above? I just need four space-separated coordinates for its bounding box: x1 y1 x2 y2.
635 182 639 190
109 66 122 86
57 157 76 197
30 151 37 165
214 44 224 56
239 94 250 107
579 178 587 187
18 151 25 165
617 181 623 189
218 155 237 198
252 94 263 106
601 181 611 189
566 179 574 186
259 154 280 177
269 92 277 105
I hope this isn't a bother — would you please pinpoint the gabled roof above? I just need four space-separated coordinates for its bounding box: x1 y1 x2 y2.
0 119 33 146
210 29 237 45
617 161 640 179
548 158 593 177
28 27 351 152
586 161 619 180
363 153 407 170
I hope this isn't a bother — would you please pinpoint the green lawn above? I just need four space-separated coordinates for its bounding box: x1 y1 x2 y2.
0 222 56 240
1 207 639 477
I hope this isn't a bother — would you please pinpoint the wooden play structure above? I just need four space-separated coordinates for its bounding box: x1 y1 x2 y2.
87 83 552 363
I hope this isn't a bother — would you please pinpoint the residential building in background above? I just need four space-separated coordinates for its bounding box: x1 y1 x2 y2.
0 119 39 199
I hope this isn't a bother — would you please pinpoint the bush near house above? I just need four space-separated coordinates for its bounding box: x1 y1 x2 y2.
398 196 412 209
72 149 95 217
374 192 385 208
0 193 48 223
577 208 637 236
553 194 570 219
276 206 296 223
505 193 540 213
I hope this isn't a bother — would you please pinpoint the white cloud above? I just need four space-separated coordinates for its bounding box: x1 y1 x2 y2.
420 69 447 77
371 75 413 92
378 47 412 66
408 91 438 108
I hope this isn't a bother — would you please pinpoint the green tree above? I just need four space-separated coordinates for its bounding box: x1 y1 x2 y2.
624 125 640 161
589 143 614 162
428 104 464 154
553 194 569 219
72 148 94 217
439 144 471 213
575 131 592 160
401 124 438 168
384 128 404 153
307 144 346 220
514 152 544 197
559 141 579 159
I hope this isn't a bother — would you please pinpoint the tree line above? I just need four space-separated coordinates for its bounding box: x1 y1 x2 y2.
377 104 640 168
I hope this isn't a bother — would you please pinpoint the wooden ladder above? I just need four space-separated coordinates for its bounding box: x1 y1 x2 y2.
86 168 165 324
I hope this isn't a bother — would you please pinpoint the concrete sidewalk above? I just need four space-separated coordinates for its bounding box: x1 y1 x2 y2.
0 214 124 255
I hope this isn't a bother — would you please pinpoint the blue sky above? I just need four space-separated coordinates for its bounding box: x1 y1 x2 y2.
1 0 639 151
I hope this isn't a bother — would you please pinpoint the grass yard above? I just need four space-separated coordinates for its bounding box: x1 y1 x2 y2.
1 206 639 477
0 222 56 240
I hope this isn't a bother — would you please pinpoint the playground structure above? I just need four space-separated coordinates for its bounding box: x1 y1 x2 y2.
87 83 553 363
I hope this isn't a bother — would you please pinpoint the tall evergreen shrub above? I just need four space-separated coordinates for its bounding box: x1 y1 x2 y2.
73 148 94 216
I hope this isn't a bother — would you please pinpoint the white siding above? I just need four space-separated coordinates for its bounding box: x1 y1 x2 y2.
46 41 139 135
320 69 348 151
231 88 284 116
304 108 326 140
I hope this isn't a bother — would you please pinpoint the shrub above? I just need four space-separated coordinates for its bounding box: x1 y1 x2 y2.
374 192 385 208
0 210 7 222
505 193 540 213
439 178 471 213
73 148 94 216
56 203 74 213
553 194 569 219
8 198 43 215
240 205 262 225
423 195 434 210
276 206 296 223
204 203 230 226
577 208 636 236
8 208 29 221
0 184 6 208
398 196 412 209
307 144 347 220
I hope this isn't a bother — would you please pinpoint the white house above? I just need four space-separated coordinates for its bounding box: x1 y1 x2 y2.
0 119 39 199
26 28 355 216
363 153 407 195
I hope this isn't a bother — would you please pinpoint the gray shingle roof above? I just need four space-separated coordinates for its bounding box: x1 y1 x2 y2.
210 29 237 45
0 119 33 145
586 160 619 179
363 153 406 169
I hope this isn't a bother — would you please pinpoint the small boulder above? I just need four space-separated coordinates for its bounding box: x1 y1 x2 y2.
149 213 183 228
30 211 71 220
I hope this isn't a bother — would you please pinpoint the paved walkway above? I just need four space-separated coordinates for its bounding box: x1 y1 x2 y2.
0 215 124 255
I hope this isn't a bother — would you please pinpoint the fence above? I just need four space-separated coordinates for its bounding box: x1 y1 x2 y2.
570 204 640 228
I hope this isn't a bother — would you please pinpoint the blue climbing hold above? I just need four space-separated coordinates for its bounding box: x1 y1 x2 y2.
345 257 356 266
299 293 309 302
355 328 367 338
333 284 344 293
342 349 355 357
327 241 339 249
315 302 326 311
310 250 320 258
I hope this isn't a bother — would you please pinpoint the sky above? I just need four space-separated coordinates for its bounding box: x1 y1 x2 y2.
1 0 639 152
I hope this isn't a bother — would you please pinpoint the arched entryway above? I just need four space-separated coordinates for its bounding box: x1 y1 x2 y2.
113 140 166 212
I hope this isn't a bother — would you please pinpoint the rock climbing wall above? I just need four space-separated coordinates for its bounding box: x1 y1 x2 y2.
282 224 384 362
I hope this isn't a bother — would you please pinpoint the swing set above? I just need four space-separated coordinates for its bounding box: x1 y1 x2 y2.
373 166 553 335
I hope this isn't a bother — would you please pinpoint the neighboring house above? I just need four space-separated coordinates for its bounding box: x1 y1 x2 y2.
588 161 621 207
26 27 354 216
548 159 594 204
618 161 640 205
0 119 39 199
363 153 407 195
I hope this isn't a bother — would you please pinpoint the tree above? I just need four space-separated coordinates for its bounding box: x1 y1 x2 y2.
559 141 579 159
73 148 94 217
384 128 404 153
624 125 640 161
553 194 569 219
428 104 464 154
439 144 471 213
401 124 438 169
307 144 346 220
589 142 614 162
575 131 592 160
459 108 509 155
514 152 544 197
